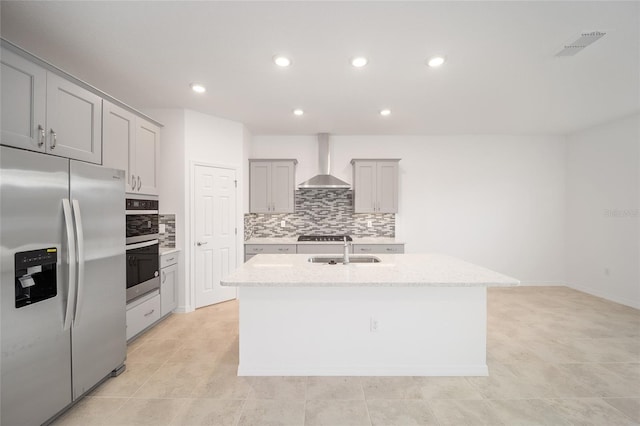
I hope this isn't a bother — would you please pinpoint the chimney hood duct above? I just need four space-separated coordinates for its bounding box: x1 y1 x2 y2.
298 133 350 189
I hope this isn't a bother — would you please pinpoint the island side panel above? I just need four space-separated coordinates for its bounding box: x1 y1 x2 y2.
237 286 488 376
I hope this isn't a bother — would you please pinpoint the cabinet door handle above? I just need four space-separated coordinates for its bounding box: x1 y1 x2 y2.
131 175 136 188
166 257 175 262
144 309 155 317
255 248 263 252
50 129 57 149
37 125 45 147
197 241 208 246
137 177 142 191
386 247 394 251
277 248 287 252
361 248 371 252
162 271 166 283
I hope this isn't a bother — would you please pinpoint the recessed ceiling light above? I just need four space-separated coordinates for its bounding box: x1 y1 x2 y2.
190 83 206 93
379 109 391 116
351 56 368 68
293 108 304 116
273 55 292 67
427 56 446 68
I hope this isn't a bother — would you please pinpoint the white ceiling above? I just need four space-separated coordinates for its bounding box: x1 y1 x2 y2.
1 1 638 135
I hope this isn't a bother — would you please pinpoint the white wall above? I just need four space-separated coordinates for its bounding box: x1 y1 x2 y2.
251 134 567 284
566 114 640 308
183 110 247 311
144 109 248 312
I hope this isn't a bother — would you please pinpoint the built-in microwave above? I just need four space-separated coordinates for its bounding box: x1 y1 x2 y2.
125 197 159 302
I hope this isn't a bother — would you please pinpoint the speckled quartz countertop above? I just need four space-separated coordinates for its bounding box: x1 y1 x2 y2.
222 253 519 288
245 237 404 245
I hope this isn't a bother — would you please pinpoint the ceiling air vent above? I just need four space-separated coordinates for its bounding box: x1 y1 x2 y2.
556 31 606 57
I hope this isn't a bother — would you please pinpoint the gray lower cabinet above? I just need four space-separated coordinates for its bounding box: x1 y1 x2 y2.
245 244 296 262
352 244 405 254
125 290 161 341
160 251 179 317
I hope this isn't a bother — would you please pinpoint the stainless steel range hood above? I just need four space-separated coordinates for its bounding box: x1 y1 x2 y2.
298 133 350 189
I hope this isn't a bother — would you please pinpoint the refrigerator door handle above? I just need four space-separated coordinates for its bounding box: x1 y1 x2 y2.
62 199 77 331
72 199 85 326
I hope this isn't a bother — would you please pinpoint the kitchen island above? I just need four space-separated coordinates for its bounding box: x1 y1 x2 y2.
222 253 519 376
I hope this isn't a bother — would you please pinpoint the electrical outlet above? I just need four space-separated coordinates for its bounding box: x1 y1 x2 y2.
280 220 286 228
370 317 379 332
367 220 373 228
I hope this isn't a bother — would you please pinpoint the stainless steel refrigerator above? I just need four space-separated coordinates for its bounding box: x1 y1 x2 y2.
1 146 127 426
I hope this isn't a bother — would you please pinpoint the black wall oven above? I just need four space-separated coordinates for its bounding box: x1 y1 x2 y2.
125 198 160 303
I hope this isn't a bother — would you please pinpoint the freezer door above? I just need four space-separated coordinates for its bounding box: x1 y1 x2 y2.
0 147 73 426
69 161 126 398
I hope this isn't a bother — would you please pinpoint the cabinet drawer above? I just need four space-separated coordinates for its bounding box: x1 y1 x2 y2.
126 293 160 341
160 251 179 268
297 244 347 254
245 244 296 254
353 244 405 254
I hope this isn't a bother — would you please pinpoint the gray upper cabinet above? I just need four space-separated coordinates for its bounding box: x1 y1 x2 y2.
103 101 135 191
1 46 102 164
45 73 102 164
351 159 400 213
103 101 159 195
1 48 46 152
249 159 297 213
133 119 160 195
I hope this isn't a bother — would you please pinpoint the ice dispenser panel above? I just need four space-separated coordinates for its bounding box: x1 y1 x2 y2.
15 248 57 308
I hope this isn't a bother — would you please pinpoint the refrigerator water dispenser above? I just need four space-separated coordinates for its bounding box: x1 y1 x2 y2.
14 248 57 308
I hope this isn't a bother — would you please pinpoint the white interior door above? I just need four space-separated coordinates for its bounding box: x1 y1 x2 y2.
194 164 237 308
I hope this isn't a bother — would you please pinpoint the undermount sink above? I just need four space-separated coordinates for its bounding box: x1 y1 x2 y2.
308 256 381 264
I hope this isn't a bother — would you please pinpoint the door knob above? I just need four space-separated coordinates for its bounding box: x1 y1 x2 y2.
197 241 208 246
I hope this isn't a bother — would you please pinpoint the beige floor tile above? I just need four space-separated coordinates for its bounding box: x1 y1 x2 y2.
547 397 637 426
603 398 640 423
107 398 188 426
89 362 163 397
361 377 421 399
557 363 640 397
366 399 438 426
466 362 541 399
304 400 370 426
413 377 483 400
125 337 184 363
194 366 253 399
50 397 127 426
238 399 305 426
52 290 640 425
429 399 505 425
488 399 572 426
248 376 307 400
132 361 212 398
306 377 365 400
169 398 244 426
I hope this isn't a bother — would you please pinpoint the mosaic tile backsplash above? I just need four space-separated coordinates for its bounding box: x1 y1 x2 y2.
159 214 176 248
245 189 395 239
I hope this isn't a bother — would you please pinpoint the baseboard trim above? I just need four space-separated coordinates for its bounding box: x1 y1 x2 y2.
237 364 489 377
517 281 566 287
566 283 640 309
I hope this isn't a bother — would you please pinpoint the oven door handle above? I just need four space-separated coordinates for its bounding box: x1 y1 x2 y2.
126 239 159 250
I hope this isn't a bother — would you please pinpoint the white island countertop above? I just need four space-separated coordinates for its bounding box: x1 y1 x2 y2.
222 253 519 288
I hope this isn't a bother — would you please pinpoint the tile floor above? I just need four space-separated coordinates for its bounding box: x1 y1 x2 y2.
52 286 640 425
